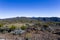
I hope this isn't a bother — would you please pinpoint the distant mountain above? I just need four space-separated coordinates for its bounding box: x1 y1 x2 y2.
31 17 60 22
0 17 60 24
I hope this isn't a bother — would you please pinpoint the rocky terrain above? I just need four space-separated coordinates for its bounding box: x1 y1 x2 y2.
0 17 60 40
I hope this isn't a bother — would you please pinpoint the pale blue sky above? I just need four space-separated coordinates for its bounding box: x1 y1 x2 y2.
0 0 60 18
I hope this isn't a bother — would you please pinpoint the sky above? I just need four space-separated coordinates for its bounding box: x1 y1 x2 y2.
0 0 60 18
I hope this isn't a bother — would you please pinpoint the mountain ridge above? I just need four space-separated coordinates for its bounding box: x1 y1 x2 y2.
0 17 60 24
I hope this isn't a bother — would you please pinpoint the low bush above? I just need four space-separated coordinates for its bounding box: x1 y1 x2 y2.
21 26 27 30
9 25 16 31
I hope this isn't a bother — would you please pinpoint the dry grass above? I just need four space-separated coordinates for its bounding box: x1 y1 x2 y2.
4 23 26 28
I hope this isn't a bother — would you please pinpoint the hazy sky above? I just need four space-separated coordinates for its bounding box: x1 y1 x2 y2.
0 0 60 18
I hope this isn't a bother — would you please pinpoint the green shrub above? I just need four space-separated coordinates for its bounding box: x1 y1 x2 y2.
0 24 3 27
9 25 16 30
43 24 48 28
21 26 27 30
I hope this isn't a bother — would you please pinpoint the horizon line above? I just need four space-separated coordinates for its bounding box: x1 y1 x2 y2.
0 16 60 19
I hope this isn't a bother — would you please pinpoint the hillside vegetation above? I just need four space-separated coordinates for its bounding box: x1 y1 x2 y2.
0 17 60 40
